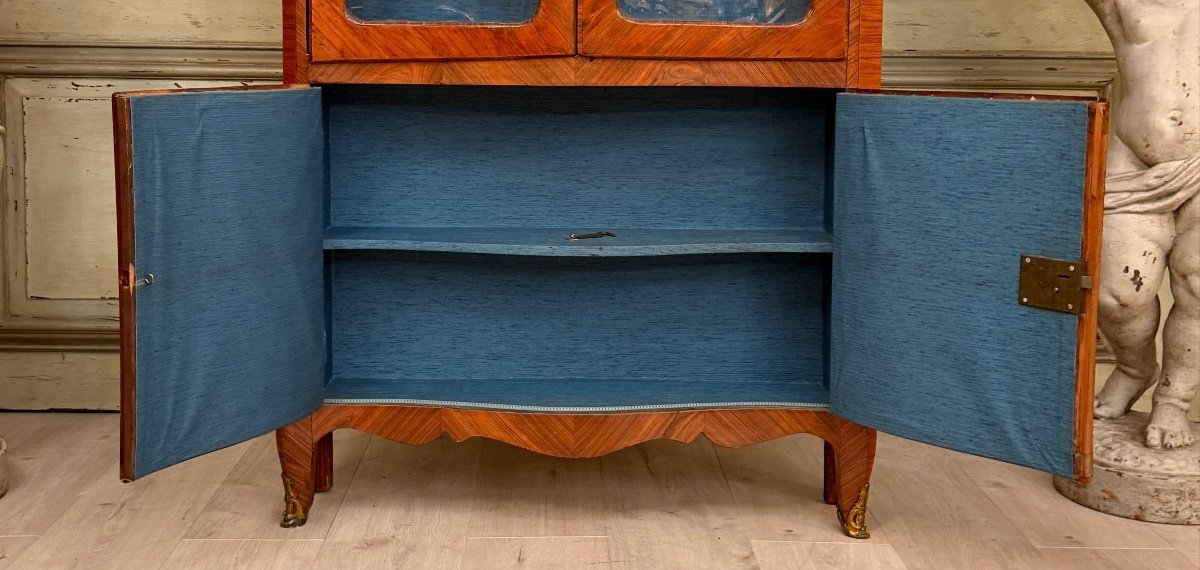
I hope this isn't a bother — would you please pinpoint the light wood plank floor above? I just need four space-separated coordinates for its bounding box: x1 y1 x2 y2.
0 413 1194 570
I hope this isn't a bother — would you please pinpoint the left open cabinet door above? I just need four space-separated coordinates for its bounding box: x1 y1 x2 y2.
114 86 326 480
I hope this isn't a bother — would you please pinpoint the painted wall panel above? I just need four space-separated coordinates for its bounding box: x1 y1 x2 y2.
0 0 279 46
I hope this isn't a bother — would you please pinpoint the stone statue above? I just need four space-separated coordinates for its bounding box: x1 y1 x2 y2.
1085 0 1199 450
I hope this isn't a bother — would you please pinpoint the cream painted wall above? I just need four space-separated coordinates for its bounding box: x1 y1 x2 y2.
0 0 1139 414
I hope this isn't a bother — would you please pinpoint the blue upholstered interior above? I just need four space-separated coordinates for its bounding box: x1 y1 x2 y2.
128 85 1093 477
324 86 832 231
829 93 1090 477
320 86 836 410
129 88 326 478
327 252 830 410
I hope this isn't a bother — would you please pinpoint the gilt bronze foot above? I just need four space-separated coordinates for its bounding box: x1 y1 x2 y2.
837 483 870 539
280 472 309 528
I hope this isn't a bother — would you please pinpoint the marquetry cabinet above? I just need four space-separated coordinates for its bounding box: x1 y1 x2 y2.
113 0 1106 538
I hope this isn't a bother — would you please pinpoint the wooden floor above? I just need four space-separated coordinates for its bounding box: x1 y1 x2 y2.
0 413 1194 569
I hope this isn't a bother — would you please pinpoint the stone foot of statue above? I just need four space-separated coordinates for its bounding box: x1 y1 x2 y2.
1146 395 1197 449
1094 365 1159 419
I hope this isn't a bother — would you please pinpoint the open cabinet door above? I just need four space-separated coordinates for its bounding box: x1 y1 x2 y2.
830 92 1106 480
114 86 326 480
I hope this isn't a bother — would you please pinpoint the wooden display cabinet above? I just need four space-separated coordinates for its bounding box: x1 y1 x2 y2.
113 0 1106 539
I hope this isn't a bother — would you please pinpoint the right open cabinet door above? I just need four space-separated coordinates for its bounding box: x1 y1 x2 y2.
829 92 1107 480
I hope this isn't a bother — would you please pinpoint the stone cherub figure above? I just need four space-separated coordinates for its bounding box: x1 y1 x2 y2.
1085 0 1199 449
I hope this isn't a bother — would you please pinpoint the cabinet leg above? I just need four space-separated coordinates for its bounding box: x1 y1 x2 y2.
827 421 877 539
314 432 334 493
822 441 838 505
276 420 317 528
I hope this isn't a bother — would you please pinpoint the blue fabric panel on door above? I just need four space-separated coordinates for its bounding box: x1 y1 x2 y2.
329 252 830 409
326 86 831 231
830 93 1089 477
129 88 326 478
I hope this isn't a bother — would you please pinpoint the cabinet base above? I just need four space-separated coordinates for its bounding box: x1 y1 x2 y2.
275 404 877 537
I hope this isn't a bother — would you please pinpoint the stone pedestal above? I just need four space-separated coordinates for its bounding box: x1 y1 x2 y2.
0 437 8 499
1055 412 1200 524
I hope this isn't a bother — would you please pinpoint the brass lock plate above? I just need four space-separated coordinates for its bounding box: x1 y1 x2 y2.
1018 255 1090 315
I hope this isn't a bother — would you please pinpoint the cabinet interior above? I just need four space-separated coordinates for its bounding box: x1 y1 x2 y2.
321 85 837 410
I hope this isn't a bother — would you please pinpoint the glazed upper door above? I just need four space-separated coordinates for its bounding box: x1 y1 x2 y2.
310 0 574 62
578 0 846 59
829 92 1107 480
114 86 327 480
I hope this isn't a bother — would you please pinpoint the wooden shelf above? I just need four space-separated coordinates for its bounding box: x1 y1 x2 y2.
323 227 832 256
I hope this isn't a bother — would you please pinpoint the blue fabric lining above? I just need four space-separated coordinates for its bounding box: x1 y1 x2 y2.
326 86 832 231
129 88 326 478
830 93 1089 477
330 252 830 407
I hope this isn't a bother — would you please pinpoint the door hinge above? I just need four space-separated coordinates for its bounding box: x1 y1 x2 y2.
1018 255 1091 315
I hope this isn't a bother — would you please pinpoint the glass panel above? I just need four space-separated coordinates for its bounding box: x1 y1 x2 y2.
619 0 810 23
347 0 539 23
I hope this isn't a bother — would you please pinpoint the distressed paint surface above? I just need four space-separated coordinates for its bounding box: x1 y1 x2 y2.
127 88 326 477
884 0 1109 54
330 252 830 409
829 93 1090 477
0 0 279 45
0 352 119 410
1 78 233 322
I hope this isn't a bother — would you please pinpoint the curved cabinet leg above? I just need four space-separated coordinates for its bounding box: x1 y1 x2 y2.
314 432 334 493
276 418 317 528
826 419 877 539
822 441 838 505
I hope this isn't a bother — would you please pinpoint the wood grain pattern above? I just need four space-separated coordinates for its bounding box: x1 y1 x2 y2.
112 94 136 483
714 434 888 542
309 0 573 62
461 537 610 569
1073 100 1108 482
467 439 606 538
868 435 1046 569
7 413 1197 568
0 538 37 570
846 0 882 88
306 58 847 87
823 441 838 505
8 435 252 570
313 432 334 493
308 406 858 458
283 0 309 83
162 539 323 570
280 405 877 536
185 430 369 539
751 541 906 570
579 0 845 60
310 436 483 568
956 452 1174 549
601 439 757 567
0 414 115 536
276 416 317 527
